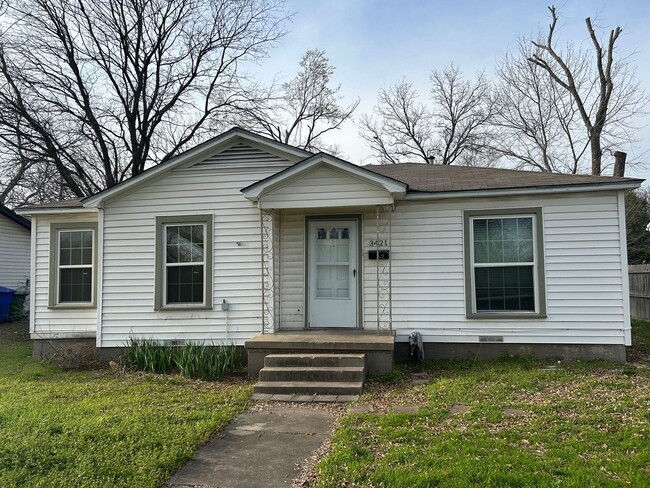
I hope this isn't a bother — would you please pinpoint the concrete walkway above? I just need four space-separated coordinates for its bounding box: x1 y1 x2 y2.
165 407 335 488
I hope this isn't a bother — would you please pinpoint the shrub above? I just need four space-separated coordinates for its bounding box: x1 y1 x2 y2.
48 342 102 370
126 338 243 380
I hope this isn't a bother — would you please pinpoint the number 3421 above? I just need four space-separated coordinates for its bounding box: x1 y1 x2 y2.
369 239 389 247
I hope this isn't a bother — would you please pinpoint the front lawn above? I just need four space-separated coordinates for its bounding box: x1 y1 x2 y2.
0 322 251 487
316 323 650 487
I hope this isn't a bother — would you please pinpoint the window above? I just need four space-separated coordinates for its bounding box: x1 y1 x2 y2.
464 208 546 318
49 223 97 308
155 215 212 310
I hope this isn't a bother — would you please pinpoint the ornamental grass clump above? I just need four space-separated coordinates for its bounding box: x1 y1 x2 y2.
126 338 243 380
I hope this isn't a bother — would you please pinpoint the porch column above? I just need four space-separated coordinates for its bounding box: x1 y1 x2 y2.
375 205 393 334
260 208 278 333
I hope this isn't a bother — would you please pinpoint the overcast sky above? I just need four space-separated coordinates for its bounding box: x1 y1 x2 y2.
252 0 650 181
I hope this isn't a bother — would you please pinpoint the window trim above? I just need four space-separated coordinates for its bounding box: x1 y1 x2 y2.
463 208 546 319
154 215 213 311
48 222 98 309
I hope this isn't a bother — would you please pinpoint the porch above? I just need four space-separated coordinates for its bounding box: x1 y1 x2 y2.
245 329 395 378
241 154 406 396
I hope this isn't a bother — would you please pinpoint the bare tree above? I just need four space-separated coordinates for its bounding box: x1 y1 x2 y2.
360 65 494 165
491 38 593 173
626 189 650 264
234 50 358 152
360 80 433 164
0 0 289 203
527 5 647 175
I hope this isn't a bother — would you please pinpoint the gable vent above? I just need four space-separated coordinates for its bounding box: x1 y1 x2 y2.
194 142 289 167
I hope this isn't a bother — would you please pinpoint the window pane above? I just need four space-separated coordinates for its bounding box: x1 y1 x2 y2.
474 216 534 264
70 247 83 265
502 218 518 240
473 219 487 242
503 240 518 262
167 225 204 264
474 265 534 312
488 240 503 263
518 239 533 262
60 268 92 302
167 227 179 245
474 241 488 263
166 265 203 304
81 231 92 247
191 225 204 245
60 232 72 265
60 231 92 266
518 217 533 239
190 243 204 262
487 219 502 241
60 231 71 248
70 231 82 248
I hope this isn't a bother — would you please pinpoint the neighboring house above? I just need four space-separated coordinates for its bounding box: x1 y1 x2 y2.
18 128 642 379
0 204 31 291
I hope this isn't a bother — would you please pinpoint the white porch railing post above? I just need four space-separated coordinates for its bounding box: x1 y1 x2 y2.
260 208 275 333
375 205 393 334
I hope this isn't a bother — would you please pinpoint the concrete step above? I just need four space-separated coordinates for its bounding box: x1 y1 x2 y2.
264 353 365 368
259 366 365 383
253 381 363 396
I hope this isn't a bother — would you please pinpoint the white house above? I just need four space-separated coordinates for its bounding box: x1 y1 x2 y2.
18 128 642 389
0 204 31 291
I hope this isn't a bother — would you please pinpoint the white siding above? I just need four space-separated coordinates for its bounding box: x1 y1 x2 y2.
99 154 295 347
0 215 31 291
260 165 393 209
279 210 305 328
278 191 628 346
32 212 98 338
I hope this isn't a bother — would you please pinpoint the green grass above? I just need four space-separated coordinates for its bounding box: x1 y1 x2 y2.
316 326 650 487
0 322 251 487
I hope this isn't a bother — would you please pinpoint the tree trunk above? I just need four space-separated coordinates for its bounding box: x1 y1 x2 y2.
590 133 602 175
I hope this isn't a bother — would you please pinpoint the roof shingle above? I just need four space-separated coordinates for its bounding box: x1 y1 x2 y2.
364 163 642 193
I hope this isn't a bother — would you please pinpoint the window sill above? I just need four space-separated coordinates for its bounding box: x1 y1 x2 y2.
155 305 213 312
466 312 547 320
48 303 96 310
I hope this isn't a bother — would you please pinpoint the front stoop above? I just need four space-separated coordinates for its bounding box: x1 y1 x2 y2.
252 353 366 401
245 331 395 379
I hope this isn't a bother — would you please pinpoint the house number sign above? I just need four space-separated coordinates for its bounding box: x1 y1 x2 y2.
369 239 389 247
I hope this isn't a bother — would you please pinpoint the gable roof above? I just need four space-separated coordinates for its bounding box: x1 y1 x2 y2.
82 127 312 207
0 204 31 230
365 164 643 194
241 152 408 202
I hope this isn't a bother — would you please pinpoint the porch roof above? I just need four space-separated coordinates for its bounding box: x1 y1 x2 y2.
241 153 408 209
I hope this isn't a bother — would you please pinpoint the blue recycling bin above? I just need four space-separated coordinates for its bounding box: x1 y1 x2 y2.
0 286 16 323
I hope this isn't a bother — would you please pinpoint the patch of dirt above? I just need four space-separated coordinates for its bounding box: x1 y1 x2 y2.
0 319 29 343
627 346 650 365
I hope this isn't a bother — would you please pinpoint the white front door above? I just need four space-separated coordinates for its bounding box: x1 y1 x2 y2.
308 219 358 328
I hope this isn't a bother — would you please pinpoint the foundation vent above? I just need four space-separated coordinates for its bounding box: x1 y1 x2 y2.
479 336 504 343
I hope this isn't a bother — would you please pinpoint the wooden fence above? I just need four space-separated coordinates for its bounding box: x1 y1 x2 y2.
629 264 650 320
